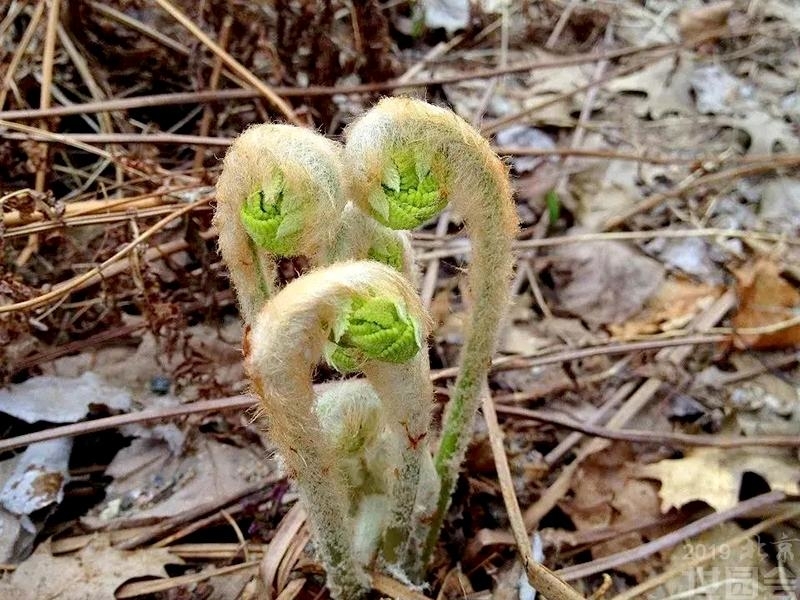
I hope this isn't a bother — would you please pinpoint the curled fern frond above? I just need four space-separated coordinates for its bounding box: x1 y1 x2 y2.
215 124 348 323
326 295 421 373
346 97 518 573
246 261 433 598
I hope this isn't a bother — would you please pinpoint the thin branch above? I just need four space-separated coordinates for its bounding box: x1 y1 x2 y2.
16 0 59 268
34 0 59 192
497 404 800 448
603 155 800 229
611 505 800 600
193 15 231 171
0 198 209 313
413 227 800 262
0 0 46 110
555 491 786 581
0 331 733 454
150 0 302 126
543 382 636 466
0 41 690 122
116 561 261 598
482 392 586 600
9 130 800 176
481 52 674 135
0 394 257 454
431 334 728 382
5 204 206 238
522 377 664 531
3 184 203 227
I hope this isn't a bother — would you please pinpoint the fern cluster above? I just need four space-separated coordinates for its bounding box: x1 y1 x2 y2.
215 97 517 599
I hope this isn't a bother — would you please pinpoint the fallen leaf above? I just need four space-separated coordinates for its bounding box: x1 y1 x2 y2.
82 436 275 529
783 92 800 122
422 0 469 32
561 443 664 579
0 534 176 599
0 439 70 516
493 364 574 399
639 446 800 512
0 372 131 423
760 177 800 233
607 54 695 119
572 160 642 229
763 0 800 32
722 111 800 155
656 236 723 283
0 508 34 563
443 78 515 122
609 278 720 339
495 126 556 173
661 523 774 599
45 321 245 405
550 238 665 327
691 64 748 115
678 1 734 41
496 323 554 356
0 439 73 563
732 260 800 349
727 354 800 438
446 48 592 126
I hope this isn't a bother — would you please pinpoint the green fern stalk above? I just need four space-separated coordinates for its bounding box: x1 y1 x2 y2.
345 97 518 575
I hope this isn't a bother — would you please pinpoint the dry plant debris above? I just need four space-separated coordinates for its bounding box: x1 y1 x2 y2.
0 0 799 598
0 534 176 600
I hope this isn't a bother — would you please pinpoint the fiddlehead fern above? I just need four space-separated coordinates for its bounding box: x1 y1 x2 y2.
325 294 421 372
214 124 347 324
345 97 518 573
315 380 400 565
245 261 433 598
369 149 448 229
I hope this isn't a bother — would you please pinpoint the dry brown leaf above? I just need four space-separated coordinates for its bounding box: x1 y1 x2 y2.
678 1 734 41
723 111 800 154
0 372 131 423
606 54 695 119
0 534 175 600
760 177 800 233
561 443 663 579
732 260 800 349
0 508 29 564
763 0 800 33
550 239 665 328
609 278 721 339
639 447 800 513
261 502 308 598
493 364 573 399
572 160 642 229
661 523 774 599
496 323 556 356
82 437 274 530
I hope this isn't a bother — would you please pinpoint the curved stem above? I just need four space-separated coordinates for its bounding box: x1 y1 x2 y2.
345 97 517 574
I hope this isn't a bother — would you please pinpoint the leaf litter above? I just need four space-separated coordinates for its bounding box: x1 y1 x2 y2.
0 0 799 598
0 534 176 600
